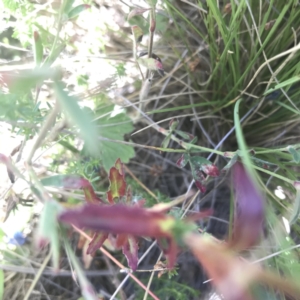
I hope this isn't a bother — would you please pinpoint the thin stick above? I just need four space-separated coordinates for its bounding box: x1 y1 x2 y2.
23 251 52 300
124 165 159 202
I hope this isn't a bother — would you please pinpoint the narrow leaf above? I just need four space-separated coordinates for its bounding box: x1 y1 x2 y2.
189 136 198 144
176 153 189 168
128 7 150 20
41 175 103 203
3 67 56 94
114 158 125 175
54 82 99 156
36 200 63 270
146 0 157 8
251 157 278 169
161 132 172 149
132 25 143 44
107 163 127 204
43 43 66 67
263 76 300 96
288 146 300 163
157 237 178 269
222 153 239 172
122 235 139 271
174 130 192 140
289 186 300 225
87 232 109 255
33 31 43 66
41 174 84 188
0 270 3 300
169 119 179 131
68 4 91 20
63 0 76 13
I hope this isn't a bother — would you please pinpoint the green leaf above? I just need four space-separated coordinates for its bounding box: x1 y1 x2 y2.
174 130 191 140
290 189 300 225
251 157 278 169
161 132 172 149
223 153 239 171
37 200 63 270
0 269 3 300
67 4 90 20
263 76 300 96
146 0 157 7
41 174 77 187
58 140 80 153
234 99 258 183
131 25 144 44
83 105 135 172
189 136 198 144
137 57 164 73
33 31 43 66
54 82 100 156
63 0 76 13
176 153 189 168
169 120 179 131
43 43 66 67
288 146 300 163
5 67 56 94
189 156 212 168
0 228 5 241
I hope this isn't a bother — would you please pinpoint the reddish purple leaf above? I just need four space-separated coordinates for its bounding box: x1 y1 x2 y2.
201 163 220 177
176 154 189 168
157 237 178 269
87 232 109 255
115 233 128 249
83 186 104 204
230 161 265 250
190 156 220 192
122 235 139 271
195 180 206 193
62 176 103 204
126 186 132 204
107 164 127 204
114 158 125 176
59 204 175 238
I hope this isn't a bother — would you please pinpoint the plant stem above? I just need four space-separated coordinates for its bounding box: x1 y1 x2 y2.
145 8 156 79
